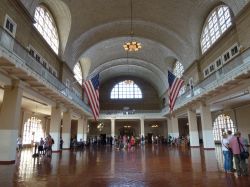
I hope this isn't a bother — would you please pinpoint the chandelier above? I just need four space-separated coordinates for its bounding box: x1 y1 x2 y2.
97 122 104 131
123 0 142 52
151 124 159 128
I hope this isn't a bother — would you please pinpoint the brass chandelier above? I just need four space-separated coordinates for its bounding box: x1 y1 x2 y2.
123 0 142 52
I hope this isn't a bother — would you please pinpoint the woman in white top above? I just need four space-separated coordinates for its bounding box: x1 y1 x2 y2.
222 133 232 173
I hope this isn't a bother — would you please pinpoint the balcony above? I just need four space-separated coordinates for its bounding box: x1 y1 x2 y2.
100 109 164 119
162 47 250 115
0 26 91 115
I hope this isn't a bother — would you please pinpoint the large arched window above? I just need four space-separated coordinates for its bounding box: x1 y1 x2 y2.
212 114 236 141
34 6 59 54
73 62 83 84
111 80 142 99
201 5 232 53
23 117 44 144
173 61 185 95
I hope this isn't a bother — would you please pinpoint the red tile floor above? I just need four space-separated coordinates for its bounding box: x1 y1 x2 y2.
0 144 249 187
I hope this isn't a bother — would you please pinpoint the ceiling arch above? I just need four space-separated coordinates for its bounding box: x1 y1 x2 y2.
76 37 176 96
90 58 169 96
20 0 250 98
65 20 195 69
100 64 163 96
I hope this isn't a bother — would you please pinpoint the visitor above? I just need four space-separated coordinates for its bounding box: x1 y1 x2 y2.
221 133 232 173
229 131 248 176
17 136 22 152
60 137 64 150
227 130 234 172
38 138 44 155
141 135 145 145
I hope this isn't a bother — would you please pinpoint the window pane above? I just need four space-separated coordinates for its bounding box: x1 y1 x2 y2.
201 6 232 53
213 114 236 141
110 80 142 99
73 62 83 84
34 6 59 54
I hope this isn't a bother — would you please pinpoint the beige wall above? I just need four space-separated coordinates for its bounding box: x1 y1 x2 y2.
236 4 250 51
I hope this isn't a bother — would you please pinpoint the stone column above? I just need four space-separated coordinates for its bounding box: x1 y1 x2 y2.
62 110 71 149
77 117 84 141
111 118 115 138
0 82 23 164
163 120 168 139
187 108 200 147
171 116 179 138
50 106 62 152
167 117 173 138
140 117 145 137
83 117 88 142
200 103 215 149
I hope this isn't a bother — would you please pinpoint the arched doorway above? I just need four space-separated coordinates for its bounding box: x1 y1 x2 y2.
23 116 44 144
119 126 136 137
212 114 236 141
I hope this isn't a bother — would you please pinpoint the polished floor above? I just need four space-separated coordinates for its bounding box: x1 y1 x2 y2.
0 145 249 187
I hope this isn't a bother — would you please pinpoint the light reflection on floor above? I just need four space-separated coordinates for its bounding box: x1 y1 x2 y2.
15 145 245 178
0 144 249 187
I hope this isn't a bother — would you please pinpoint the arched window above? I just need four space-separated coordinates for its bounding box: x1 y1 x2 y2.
173 61 185 95
23 117 44 144
201 5 232 53
34 6 59 54
73 62 83 84
110 80 142 99
212 114 236 141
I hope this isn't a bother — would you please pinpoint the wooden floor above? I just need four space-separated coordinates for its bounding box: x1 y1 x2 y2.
0 145 249 187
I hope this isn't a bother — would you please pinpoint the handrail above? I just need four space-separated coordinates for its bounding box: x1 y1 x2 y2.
0 26 91 113
101 110 161 115
162 48 250 114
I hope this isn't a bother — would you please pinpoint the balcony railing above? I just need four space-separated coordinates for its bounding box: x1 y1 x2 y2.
101 110 161 115
170 48 250 112
0 26 91 113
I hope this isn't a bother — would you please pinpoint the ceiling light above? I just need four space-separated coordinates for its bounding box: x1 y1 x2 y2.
123 0 142 52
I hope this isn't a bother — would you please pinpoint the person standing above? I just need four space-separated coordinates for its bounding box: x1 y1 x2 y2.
60 137 64 150
221 133 232 173
227 130 234 172
38 138 44 155
17 136 22 152
229 131 248 176
141 135 145 145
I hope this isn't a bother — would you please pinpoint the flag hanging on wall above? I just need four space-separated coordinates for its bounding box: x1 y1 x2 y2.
168 70 184 113
83 73 100 121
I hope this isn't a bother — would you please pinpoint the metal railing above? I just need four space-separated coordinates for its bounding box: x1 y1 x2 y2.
170 48 250 112
0 26 91 113
101 109 161 115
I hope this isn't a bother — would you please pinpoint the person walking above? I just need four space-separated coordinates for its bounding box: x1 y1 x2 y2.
227 130 234 172
221 133 232 173
229 131 248 176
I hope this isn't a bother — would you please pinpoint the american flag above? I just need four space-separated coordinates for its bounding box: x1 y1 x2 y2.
83 74 100 121
168 70 184 113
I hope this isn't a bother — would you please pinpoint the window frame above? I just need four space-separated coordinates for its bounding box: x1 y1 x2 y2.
200 5 233 54
110 80 143 99
34 5 59 54
173 61 185 95
4 14 17 37
73 62 83 85
212 114 236 141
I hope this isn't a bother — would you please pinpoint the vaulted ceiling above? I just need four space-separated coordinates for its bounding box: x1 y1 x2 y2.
20 0 249 96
